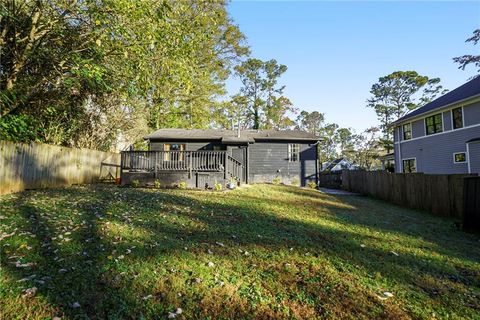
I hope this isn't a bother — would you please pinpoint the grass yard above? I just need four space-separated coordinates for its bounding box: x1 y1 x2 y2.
0 184 479 319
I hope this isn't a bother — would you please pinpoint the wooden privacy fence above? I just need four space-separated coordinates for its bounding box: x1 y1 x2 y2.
318 171 342 189
0 140 120 194
463 177 480 231
342 170 478 218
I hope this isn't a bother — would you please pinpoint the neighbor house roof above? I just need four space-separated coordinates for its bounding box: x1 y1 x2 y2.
144 129 320 143
393 76 480 125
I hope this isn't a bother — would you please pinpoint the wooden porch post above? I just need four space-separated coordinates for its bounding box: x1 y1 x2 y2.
224 152 227 179
154 152 158 179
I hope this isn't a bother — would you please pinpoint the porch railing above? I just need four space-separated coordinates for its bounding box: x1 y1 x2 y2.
121 151 228 172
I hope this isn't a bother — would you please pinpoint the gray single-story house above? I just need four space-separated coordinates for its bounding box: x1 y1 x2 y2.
392 77 480 174
120 129 320 188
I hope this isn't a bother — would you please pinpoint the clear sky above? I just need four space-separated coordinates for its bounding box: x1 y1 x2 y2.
226 1 480 133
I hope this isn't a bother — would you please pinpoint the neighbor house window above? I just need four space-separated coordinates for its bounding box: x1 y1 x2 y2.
452 107 463 129
425 113 443 135
402 123 412 140
288 144 300 162
453 152 466 163
402 159 416 173
163 143 185 161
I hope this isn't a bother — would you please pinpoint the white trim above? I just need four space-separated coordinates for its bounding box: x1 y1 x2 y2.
453 152 467 164
392 94 480 126
401 157 417 173
397 128 403 173
451 106 465 130
394 123 480 145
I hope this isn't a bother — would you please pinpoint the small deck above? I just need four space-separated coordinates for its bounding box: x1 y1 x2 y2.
120 150 245 188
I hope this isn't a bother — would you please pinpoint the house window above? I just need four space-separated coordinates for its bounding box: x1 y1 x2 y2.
425 113 443 135
402 123 412 140
288 144 300 162
454 152 466 163
452 107 463 129
402 159 416 173
163 143 185 161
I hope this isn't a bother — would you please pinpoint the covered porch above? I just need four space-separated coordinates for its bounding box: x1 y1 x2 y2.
120 150 245 188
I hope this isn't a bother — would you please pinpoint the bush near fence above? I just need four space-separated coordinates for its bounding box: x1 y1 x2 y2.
342 170 477 218
0 140 120 194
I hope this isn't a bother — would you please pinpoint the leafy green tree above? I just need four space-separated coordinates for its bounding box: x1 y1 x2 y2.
0 0 248 150
319 123 339 163
296 111 325 135
352 127 381 170
367 71 446 152
234 58 293 129
453 29 480 78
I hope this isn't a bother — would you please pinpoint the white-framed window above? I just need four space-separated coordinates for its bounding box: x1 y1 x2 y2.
451 107 464 129
453 152 467 163
402 158 416 173
425 113 443 135
402 123 412 140
288 144 300 162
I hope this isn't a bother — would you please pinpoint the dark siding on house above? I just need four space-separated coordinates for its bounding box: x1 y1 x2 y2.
248 141 317 186
150 140 224 151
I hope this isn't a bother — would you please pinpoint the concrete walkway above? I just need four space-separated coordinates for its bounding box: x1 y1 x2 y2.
318 188 361 196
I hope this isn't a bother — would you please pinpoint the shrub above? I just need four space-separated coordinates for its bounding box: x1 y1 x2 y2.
154 179 161 189
290 178 300 186
178 181 187 190
131 179 140 188
307 181 317 189
214 182 222 191
272 176 281 185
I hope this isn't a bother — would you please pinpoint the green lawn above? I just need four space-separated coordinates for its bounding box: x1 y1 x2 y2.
0 184 479 319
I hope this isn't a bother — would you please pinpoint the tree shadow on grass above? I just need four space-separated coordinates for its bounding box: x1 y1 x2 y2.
1 184 479 319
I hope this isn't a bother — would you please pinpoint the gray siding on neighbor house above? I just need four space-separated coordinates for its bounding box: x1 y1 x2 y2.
393 100 480 174
248 141 317 186
464 101 480 126
394 125 480 174
469 141 480 174
411 119 425 139
443 111 452 131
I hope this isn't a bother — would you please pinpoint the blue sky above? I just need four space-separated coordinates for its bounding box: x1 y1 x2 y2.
226 1 480 132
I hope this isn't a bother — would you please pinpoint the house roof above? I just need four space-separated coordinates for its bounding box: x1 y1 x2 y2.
393 76 480 125
144 129 320 143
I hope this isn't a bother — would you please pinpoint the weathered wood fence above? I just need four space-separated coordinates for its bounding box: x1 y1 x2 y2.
342 170 478 218
318 172 342 189
0 140 120 194
463 177 480 231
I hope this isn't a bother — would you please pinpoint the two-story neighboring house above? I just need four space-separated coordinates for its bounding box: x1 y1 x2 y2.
392 77 480 174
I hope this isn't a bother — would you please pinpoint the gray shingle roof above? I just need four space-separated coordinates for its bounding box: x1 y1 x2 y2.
393 77 480 125
144 129 320 142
